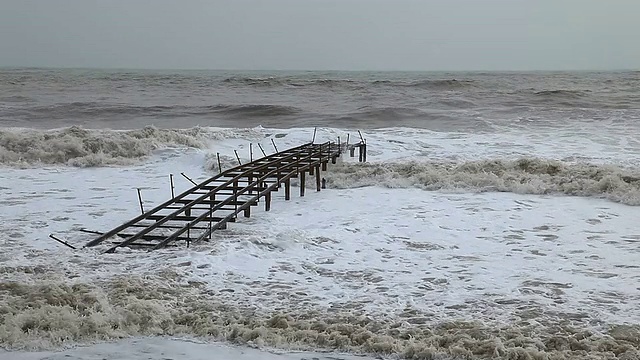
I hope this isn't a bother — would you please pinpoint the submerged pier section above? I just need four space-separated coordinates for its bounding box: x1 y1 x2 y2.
83 141 344 252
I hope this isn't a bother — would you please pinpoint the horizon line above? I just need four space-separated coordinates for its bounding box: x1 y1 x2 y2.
1 65 638 73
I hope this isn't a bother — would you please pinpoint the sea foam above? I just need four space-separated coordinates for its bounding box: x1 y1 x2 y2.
324 159 640 205
1 272 638 359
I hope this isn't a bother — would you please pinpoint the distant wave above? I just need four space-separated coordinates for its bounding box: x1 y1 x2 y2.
326 158 640 205
15 102 302 119
221 76 474 90
222 76 354 88
0 95 32 103
211 104 300 117
371 79 475 90
346 107 427 120
406 79 475 90
533 89 589 98
0 126 208 167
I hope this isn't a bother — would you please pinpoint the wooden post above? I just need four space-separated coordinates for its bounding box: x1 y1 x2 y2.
312 127 317 143
217 153 222 174
285 179 291 200
358 145 363 162
300 171 306 197
250 143 253 162
265 192 271 211
233 179 239 212
309 166 315 175
271 139 278 152
244 207 251 217
315 165 321 191
322 178 326 189
350 146 355 157
208 213 212 240
322 161 327 171
362 141 367 162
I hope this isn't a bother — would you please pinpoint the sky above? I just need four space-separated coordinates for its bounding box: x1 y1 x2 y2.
1 0 639 71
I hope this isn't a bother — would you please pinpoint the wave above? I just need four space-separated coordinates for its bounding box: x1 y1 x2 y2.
0 95 32 103
15 102 302 119
220 76 474 91
210 104 300 117
0 126 208 167
406 79 475 90
325 158 640 205
222 76 354 88
533 89 589 98
1 273 637 359
346 107 427 120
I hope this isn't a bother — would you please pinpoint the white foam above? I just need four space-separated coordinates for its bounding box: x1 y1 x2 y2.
2 125 640 359
3 337 374 360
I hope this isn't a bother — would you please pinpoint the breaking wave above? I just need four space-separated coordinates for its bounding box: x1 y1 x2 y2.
0 272 638 359
0 126 208 167
325 158 640 205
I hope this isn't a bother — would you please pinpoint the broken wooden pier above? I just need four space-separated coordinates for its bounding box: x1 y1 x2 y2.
83 141 344 252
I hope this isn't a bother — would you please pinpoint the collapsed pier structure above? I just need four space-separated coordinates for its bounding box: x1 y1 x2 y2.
77 136 368 253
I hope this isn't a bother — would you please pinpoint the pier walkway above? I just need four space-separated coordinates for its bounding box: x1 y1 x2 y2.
83 141 343 252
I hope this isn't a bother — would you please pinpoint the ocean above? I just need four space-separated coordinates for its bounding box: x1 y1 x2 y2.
1 68 639 359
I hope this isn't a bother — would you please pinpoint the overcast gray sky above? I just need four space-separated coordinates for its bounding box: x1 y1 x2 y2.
1 0 638 71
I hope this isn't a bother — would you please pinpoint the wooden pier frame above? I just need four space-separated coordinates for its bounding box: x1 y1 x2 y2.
83 141 341 252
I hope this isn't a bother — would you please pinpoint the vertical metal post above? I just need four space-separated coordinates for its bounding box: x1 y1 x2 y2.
258 143 267 157
234 150 242 165
312 127 317 143
217 152 222 174
250 143 253 162
181 172 197 186
136 188 144 214
169 174 175 199
271 139 279 153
